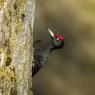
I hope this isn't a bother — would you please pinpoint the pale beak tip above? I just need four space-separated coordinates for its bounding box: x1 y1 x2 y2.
48 28 55 38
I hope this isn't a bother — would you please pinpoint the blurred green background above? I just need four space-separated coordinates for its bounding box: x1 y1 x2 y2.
33 0 95 95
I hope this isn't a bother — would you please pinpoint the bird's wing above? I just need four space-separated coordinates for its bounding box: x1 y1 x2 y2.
33 40 51 58
32 40 51 76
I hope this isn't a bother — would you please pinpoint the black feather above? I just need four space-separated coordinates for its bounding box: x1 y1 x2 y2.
32 40 52 77
32 38 64 77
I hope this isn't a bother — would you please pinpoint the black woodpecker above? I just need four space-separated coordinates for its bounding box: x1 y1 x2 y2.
32 28 65 77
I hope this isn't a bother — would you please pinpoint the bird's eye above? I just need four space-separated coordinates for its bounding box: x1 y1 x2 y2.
57 38 59 40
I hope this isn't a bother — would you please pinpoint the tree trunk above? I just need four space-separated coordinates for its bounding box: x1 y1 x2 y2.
0 0 35 95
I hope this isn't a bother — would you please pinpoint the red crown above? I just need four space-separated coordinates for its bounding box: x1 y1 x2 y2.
54 34 64 41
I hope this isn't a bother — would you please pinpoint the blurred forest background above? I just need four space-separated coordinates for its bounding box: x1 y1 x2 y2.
33 0 95 95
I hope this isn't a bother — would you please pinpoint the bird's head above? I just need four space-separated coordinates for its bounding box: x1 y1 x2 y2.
48 28 65 50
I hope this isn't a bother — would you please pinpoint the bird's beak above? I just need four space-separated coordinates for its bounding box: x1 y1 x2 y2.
48 28 55 38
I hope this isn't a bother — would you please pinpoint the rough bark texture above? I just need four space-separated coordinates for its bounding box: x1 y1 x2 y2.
0 0 35 95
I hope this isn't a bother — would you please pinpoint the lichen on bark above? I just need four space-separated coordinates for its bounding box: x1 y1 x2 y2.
0 0 35 95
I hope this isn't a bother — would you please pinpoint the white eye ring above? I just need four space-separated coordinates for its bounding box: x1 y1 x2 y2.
57 38 59 40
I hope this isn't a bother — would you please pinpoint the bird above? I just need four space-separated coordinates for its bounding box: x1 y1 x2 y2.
32 28 65 77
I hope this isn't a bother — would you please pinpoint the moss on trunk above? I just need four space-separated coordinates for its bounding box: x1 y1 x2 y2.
0 0 35 95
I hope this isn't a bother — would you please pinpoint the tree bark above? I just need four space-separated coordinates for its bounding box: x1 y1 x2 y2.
0 0 35 95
